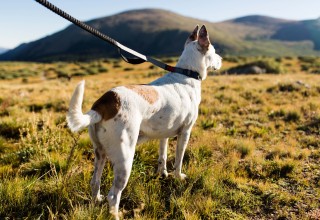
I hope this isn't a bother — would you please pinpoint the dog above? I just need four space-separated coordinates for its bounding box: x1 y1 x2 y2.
67 25 222 219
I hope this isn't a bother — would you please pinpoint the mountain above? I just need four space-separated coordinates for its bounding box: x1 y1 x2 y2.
1 10 320 61
272 18 320 50
215 15 320 56
0 47 8 54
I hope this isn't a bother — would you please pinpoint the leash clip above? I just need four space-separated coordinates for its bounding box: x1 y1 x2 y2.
118 48 145 65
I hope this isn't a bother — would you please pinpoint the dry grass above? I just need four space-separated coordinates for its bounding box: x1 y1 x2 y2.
0 57 319 219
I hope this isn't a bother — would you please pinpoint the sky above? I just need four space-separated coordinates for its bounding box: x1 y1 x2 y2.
0 0 319 49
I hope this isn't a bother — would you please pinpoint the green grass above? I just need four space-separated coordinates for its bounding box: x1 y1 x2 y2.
0 57 320 219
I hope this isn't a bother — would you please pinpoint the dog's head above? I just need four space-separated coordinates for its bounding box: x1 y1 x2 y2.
177 25 222 80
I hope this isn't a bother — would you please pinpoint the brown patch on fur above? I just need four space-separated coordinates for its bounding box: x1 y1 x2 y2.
190 26 199 41
125 85 159 104
198 25 210 51
185 25 199 45
91 91 121 121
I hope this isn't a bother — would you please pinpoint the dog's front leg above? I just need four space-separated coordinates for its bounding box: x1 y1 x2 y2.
174 131 191 180
157 138 168 177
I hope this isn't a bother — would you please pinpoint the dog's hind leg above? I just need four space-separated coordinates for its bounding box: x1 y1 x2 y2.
106 120 139 219
91 150 107 202
157 138 168 177
107 143 136 219
89 125 107 202
174 130 191 180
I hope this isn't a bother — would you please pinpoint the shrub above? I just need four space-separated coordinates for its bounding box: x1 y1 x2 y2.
124 67 134 71
200 119 216 130
0 137 7 153
268 109 286 119
161 58 176 63
267 83 301 93
298 56 317 63
297 117 320 135
28 103 50 112
113 61 121 68
0 98 12 117
226 127 237 136
235 142 253 159
301 64 310 71
252 60 283 73
275 57 282 62
22 78 28 83
0 147 36 167
72 71 87 77
225 59 283 75
28 101 67 113
265 161 295 179
146 71 165 78
284 111 300 122
21 160 64 177
87 68 99 75
312 69 320 74
98 67 108 73
223 56 241 63
0 122 22 139
278 83 300 92
300 136 320 149
57 71 69 78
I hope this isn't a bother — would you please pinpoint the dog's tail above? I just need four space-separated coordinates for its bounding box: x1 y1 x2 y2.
67 80 101 132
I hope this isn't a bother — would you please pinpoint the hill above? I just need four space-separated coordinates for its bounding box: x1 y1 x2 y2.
272 18 320 50
215 15 320 56
0 47 8 54
0 10 320 61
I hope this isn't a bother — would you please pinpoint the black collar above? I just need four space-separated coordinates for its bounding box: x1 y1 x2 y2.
165 65 202 80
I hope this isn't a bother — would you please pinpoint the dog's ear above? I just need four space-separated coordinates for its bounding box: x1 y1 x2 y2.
185 25 199 46
198 25 210 50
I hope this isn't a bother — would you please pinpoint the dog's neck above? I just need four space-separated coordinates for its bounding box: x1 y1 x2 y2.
175 43 208 81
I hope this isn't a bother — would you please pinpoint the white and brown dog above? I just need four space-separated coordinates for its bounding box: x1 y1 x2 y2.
67 25 222 219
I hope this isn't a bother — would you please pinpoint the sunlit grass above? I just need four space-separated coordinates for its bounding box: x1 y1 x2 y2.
0 57 319 219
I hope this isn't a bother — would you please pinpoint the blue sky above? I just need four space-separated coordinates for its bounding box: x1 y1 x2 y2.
0 0 319 49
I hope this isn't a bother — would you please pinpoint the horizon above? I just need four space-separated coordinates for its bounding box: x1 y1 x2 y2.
1 0 320 49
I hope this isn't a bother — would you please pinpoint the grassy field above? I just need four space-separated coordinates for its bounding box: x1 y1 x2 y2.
0 57 319 219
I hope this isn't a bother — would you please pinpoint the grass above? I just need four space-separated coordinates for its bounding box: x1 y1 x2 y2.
0 56 320 219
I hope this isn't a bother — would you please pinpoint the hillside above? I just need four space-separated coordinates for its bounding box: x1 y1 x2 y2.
272 18 320 50
0 47 8 54
215 15 320 56
0 10 320 61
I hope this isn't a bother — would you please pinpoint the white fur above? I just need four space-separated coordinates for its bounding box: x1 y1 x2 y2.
67 25 222 219
67 80 101 132
177 41 222 80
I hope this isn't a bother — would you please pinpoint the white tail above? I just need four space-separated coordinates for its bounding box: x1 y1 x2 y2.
67 80 101 132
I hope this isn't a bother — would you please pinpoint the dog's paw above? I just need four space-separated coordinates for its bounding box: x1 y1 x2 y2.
158 169 169 178
109 206 120 220
174 172 187 180
95 194 105 203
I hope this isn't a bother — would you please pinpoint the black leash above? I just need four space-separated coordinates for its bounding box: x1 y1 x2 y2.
35 0 202 80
